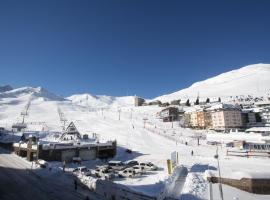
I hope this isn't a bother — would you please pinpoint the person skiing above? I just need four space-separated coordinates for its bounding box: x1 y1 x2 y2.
191 150 194 156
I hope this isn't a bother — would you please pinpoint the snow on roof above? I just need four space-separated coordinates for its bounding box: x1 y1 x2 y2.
246 127 270 132
205 103 240 111
206 169 270 180
255 101 270 106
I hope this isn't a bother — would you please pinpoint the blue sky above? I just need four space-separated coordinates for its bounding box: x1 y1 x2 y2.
0 0 270 98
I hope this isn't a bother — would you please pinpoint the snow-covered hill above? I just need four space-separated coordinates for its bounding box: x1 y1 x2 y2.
155 63 270 102
0 86 65 102
67 94 135 108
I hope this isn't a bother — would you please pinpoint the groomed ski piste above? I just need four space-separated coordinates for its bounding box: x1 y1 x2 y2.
1 86 270 199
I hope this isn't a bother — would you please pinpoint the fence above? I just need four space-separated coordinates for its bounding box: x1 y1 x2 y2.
227 150 270 158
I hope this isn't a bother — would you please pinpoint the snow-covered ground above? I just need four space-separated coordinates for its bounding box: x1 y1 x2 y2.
1 88 270 200
1 62 270 200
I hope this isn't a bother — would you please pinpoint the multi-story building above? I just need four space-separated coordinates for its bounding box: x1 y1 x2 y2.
241 108 263 127
134 96 145 107
190 111 198 127
197 111 206 128
209 108 242 130
159 107 179 122
261 107 270 126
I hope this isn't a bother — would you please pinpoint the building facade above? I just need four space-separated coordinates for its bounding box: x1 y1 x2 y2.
261 107 270 126
210 109 242 130
159 107 179 122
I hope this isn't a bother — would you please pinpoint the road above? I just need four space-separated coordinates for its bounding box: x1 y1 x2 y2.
0 148 102 200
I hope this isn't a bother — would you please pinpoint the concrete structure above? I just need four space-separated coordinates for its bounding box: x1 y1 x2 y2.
241 109 263 128
159 107 178 122
134 96 145 107
209 108 242 130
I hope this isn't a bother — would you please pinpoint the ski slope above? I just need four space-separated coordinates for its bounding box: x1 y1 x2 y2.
155 63 270 102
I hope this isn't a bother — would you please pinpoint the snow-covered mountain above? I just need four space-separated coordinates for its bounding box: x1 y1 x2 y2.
67 93 135 108
0 86 65 102
0 85 13 93
155 63 270 102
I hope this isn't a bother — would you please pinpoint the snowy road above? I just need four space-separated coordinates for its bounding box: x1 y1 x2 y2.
0 149 102 200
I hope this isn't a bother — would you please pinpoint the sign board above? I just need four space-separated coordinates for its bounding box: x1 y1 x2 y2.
171 151 178 168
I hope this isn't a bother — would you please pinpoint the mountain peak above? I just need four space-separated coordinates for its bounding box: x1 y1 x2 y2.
0 85 13 92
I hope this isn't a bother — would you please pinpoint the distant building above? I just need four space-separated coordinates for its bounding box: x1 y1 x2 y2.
189 111 198 127
241 109 263 128
148 100 162 106
13 122 117 162
159 107 178 122
261 107 270 126
12 123 27 132
254 101 270 108
134 96 145 107
208 105 242 130
182 113 191 127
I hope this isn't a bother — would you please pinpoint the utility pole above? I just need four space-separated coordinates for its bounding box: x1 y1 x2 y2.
118 108 121 121
215 146 224 200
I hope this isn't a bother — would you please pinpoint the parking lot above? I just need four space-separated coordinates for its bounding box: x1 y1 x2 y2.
72 160 159 180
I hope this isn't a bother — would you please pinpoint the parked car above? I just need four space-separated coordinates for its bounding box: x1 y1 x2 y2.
118 168 136 178
139 162 158 171
36 159 48 168
124 160 139 167
73 166 91 176
94 166 115 179
132 165 146 174
108 161 125 171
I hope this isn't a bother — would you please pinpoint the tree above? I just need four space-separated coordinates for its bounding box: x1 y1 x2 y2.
206 98 210 103
218 97 221 102
195 98 199 105
185 99 190 106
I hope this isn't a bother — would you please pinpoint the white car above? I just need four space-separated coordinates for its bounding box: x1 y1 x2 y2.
94 166 115 179
118 168 136 178
132 165 146 174
108 161 125 171
124 160 139 167
73 166 92 176
139 162 158 171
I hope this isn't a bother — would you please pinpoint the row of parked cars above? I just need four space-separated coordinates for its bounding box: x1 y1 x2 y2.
73 160 158 179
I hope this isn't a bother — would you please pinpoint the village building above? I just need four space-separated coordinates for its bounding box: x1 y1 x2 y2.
12 123 27 132
207 104 242 131
189 111 198 127
260 106 270 127
241 108 263 128
159 107 178 122
182 113 191 127
197 110 206 128
13 122 117 162
134 96 145 107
